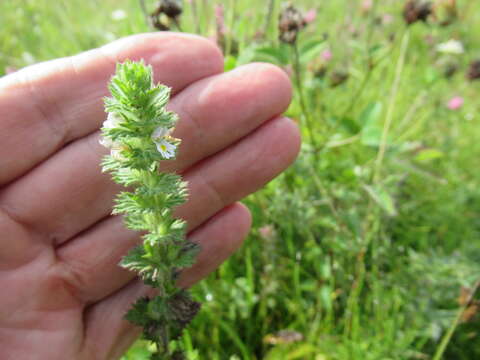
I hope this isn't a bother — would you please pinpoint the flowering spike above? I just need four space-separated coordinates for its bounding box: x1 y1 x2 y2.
101 61 200 359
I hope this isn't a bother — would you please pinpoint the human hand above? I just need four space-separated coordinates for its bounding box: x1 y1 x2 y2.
0 33 300 359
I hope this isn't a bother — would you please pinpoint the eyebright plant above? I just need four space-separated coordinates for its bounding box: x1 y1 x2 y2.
101 61 201 360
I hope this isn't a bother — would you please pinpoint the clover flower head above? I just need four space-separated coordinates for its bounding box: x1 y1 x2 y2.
447 96 464 110
321 49 333 62
304 9 317 24
151 126 177 159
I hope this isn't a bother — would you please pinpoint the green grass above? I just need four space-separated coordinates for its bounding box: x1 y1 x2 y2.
2 0 480 359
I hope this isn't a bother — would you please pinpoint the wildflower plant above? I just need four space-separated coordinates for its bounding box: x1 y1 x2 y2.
100 61 200 359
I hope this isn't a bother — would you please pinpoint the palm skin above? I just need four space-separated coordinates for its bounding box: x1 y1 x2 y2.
0 33 300 359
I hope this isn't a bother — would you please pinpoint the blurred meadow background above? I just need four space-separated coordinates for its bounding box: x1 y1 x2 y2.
2 0 480 359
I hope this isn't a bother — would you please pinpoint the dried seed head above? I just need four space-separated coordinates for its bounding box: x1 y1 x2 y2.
403 0 433 25
150 0 182 31
278 4 306 45
467 60 480 81
152 18 170 31
160 0 183 19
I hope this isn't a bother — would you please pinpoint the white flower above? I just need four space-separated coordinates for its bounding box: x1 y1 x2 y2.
111 9 127 21
155 139 176 159
151 126 170 140
151 126 177 159
99 112 124 148
99 136 114 148
103 112 124 129
436 39 464 55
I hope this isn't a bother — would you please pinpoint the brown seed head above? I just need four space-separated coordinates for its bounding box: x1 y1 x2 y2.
149 0 182 31
161 0 183 19
151 15 170 31
403 0 433 25
278 5 306 45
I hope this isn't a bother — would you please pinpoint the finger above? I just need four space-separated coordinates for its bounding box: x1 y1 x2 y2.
164 62 292 172
174 117 300 231
0 63 292 245
0 32 223 186
79 203 251 359
54 117 300 303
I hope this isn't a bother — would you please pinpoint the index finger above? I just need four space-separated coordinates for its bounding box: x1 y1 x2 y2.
0 32 223 186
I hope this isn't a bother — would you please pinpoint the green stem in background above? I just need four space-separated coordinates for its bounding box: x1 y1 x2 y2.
432 280 480 360
341 0 381 117
344 26 411 344
432 281 480 360
373 28 410 184
139 0 153 30
292 42 320 163
201 0 211 32
264 0 275 38
190 0 201 34
172 17 183 32
225 0 238 57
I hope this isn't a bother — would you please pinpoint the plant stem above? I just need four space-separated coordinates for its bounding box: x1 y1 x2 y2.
225 0 238 56
190 0 201 34
264 0 275 37
139 0 152 30
373 28 410 184
432 281 480 360
173 17 183 32
292 42 320 163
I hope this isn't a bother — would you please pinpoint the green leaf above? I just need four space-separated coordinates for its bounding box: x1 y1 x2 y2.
320 286 332 310
359 101 383 126
224 55 237 71
246 44 291 66
299 37 326 63
125 297 151 326
287 344 317 359
414 148 444 163
363 184 397 217
359 102 384 146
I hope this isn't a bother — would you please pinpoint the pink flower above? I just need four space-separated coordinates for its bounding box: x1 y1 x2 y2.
259 225 276 241
382 14 394 25
361 0 373 12
447 96 464 110
321 49 333 62
304 9 317 24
